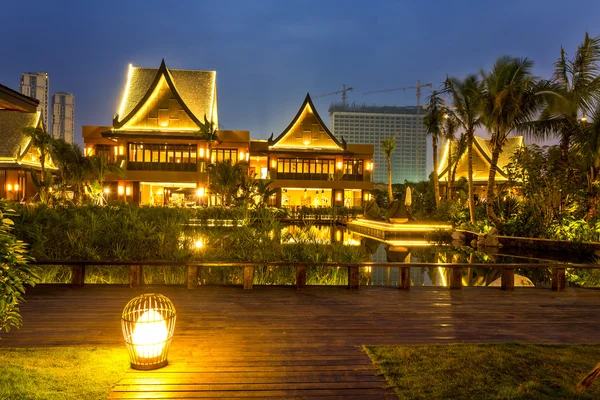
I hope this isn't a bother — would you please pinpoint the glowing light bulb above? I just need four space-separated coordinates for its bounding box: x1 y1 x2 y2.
131 309 168 360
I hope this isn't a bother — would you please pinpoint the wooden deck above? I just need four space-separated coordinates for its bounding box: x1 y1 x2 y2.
2 285 600 399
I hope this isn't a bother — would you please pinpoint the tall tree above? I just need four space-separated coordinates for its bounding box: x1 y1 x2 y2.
22 126 53 202
423 91 444 207
196 115 219 205
443 112 459 200
207 160 248 206
523 33 600 166
573 105 600 219
444 75 482 223
480 56 542 229
380 135 396 202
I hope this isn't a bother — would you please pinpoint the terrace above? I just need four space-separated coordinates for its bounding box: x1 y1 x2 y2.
2 282 600 399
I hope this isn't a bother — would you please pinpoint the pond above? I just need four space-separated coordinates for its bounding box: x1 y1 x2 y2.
33 221 599 288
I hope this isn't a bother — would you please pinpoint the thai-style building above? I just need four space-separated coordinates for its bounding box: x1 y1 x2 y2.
0 83 56 201
82 61 374 207
249 94 374 208
83 60 249 206
437 135 523 198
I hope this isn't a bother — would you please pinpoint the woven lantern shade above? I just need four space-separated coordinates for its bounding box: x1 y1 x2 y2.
121 293 176 370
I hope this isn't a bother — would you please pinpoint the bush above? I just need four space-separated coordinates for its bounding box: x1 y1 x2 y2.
0 201 38 335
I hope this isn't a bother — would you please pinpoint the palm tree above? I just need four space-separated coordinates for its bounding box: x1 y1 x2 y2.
380 135 396 202
87 154 125 204
444 75 482 223
423 91 444 207
207 160 248 206
480 56 542 229
573 105 600 219
523 33 600 166
196 115 219 205
449 132 468 199
23 126 53 202
443 112 459 200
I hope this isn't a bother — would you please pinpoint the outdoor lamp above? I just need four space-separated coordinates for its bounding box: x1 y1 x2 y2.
121 293 176 370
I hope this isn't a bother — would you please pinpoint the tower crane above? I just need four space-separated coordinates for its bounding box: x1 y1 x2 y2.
362 80 432 114
315 84 354 107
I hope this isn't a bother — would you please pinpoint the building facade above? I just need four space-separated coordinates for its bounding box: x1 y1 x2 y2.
250 94 374 208
20 72 49 129
329 104 427 184
0 83 56 201
82 61 374 207
51 92 75 143
437 136 524 198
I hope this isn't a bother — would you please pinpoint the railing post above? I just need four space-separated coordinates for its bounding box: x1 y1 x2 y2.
399 267 411 290
348 266 359 290
243 266 254 290
296 265 306 289
552 267 566 292
71 264 85 287
501 267 514 291
129 265 143 288
449 267 462 290
187 265 198 289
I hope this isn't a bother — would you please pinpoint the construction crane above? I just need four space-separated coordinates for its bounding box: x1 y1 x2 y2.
315 84 354 107
362 80 433 114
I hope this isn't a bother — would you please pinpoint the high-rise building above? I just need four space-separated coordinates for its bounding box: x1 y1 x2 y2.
20 72 49 129
330 104 427 183
51 92 75 143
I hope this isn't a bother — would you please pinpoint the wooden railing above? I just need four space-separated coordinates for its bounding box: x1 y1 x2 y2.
29 261 600 292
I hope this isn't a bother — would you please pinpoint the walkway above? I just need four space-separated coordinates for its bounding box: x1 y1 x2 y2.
2 285 600 399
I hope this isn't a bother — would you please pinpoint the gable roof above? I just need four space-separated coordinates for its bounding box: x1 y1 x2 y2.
113 60 217 129
0 110 42 158
438 135 523 180
270 93 344 151
0 83 39 112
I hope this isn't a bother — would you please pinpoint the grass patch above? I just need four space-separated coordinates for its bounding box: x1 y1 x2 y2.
0 347 128 400
365 344 600 400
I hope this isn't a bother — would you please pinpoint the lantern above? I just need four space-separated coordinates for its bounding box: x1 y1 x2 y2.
121 293 176 370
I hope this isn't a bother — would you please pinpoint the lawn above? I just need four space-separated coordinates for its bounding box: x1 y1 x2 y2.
0 348 128 400
365 344 600 400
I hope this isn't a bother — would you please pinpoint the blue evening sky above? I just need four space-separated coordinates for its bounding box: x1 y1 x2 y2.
2 0 599 167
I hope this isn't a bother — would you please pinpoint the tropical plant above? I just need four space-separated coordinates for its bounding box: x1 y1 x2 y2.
573 104 600 219
444 75 482 223
449 132 468 201
381 135 397 202
479 56 542 229
423 91 445 207
86 154 125 204
207 160 248 206
443 112 460 200
523 33 600 166
0 201 38 335
23 126 53 202
196 115 219 204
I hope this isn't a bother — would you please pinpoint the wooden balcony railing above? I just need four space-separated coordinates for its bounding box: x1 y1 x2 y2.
29 261 599 292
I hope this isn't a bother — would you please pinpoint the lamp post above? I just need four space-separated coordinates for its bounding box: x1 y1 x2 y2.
121 293 176 370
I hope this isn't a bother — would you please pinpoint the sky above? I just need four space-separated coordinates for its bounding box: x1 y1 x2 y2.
2 0 600 164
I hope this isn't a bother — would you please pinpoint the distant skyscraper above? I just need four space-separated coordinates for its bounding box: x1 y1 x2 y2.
20 72 49 129
51 92 75 143
330 104 427 183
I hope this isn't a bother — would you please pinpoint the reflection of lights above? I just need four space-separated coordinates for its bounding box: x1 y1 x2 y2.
350 219 452 232
438 267 447 287
335 230 342 242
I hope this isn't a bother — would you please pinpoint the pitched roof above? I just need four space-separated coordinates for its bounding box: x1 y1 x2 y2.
270 93 344 151
438 135 523 179
0 83 39 112
0 110 41 158
114 60 217 129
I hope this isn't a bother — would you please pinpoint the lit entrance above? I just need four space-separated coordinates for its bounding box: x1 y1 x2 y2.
140 182 198 206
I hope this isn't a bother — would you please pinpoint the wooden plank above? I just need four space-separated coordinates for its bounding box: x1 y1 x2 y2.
243 266 254 290
347 266 359 290
129 265 143 288
187 266 198 289
70 265 85 287
501 267 514 291
449 267 462 290
552 267 566 292
296 266 306 289
399 267 410 290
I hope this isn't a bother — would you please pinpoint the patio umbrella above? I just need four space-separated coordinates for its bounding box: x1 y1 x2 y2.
405 187 412 206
